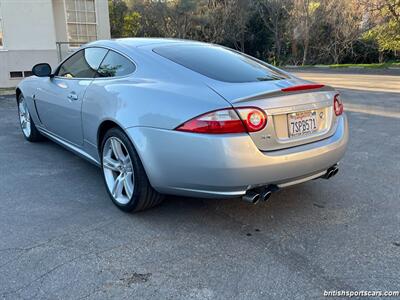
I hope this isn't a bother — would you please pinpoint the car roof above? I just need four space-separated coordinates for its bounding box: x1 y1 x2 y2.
87 38 206 50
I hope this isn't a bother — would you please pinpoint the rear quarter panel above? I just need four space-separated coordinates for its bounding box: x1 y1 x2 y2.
81 49 232 156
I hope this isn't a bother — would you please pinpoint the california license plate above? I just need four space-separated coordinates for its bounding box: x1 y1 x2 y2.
288 110 318 137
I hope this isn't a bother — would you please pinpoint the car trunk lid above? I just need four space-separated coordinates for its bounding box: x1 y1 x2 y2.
207 79 339 151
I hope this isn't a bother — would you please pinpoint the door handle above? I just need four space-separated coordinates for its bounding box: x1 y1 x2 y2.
67 93 78 101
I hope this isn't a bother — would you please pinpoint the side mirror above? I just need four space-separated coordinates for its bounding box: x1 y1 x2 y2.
32 63 52 77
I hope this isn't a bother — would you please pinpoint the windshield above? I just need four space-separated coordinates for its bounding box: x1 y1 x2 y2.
153 44 287 83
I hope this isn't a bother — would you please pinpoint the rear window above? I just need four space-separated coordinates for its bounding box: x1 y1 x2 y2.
153 45 287 83
97 50 136 78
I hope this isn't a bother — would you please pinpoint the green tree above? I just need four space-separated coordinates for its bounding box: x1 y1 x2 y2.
109 0 129 38
257 0 291 65
288 0 321 65
123 11 142 37
108 0 398 65
362 0 400 61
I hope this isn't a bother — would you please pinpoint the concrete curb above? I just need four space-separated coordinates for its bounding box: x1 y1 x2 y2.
0 89 15 96
285 65 400 70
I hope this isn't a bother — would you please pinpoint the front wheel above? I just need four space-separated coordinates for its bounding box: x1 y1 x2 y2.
101 128 164 212
17 94 43 142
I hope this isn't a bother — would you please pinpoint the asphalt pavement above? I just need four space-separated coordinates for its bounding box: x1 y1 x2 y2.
0 70 399 299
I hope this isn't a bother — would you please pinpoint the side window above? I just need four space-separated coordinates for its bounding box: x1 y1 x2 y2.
97 50 135 78
57 47 108 78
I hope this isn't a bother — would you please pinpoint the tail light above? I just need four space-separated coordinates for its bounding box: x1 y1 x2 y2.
175 107 267 134
235 107 267 132
334 94 344 116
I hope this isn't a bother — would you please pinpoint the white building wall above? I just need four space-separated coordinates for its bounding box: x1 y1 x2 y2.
0 0 58 87
1 0 56 50
95 0 111 43
52 0 68 45
0 50 58 88
0 0 111 88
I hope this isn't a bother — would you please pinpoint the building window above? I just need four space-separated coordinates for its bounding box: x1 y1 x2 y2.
10 71 23 79
24 71 33 77
65 0 97 47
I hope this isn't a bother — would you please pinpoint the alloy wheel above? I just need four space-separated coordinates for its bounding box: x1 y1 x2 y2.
18 97 31 138
102 137 135 205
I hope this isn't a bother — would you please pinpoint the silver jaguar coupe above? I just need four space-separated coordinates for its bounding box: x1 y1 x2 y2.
16 38 348 212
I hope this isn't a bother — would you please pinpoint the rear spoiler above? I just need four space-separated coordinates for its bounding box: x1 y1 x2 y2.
232 84 334 104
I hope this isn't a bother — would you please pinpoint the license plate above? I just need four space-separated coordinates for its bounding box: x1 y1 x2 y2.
288 110 318 137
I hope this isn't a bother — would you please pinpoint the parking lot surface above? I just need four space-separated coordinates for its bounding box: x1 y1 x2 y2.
0 70 399 299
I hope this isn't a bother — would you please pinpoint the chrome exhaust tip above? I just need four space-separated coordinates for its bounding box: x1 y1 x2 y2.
260 190 272 202
322 164 339 179
243 185 278 204
242 191 260 204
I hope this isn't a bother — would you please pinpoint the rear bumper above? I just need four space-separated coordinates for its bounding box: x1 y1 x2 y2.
126 114 349 198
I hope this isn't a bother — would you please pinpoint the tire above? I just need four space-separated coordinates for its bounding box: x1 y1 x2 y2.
17 94 43 142
101 127 164 212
